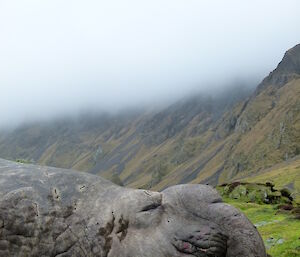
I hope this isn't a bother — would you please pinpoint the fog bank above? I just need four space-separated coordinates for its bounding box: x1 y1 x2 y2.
0 0 300 127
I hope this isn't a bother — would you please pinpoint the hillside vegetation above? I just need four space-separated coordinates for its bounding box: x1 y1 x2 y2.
244 156 300 203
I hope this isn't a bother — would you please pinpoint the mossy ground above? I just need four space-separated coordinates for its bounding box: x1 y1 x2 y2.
245 156 300 204
224 197 300 257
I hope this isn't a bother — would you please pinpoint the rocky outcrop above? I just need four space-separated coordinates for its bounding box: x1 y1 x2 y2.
256 44 300 94
0 159 266 257
217 182 293 204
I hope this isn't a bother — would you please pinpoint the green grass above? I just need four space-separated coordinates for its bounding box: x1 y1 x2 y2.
224 197 300 257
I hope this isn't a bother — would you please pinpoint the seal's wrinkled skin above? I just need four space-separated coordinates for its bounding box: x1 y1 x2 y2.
0 159 266 257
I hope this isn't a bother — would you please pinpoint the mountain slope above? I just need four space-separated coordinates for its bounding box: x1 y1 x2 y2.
0 44 299 191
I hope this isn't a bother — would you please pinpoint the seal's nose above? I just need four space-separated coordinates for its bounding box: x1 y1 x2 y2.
172 228 228 257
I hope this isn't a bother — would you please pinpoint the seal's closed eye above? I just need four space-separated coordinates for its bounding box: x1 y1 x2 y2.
140 202 161 212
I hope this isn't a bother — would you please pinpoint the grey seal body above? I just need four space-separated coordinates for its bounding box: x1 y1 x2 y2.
0 159 266 257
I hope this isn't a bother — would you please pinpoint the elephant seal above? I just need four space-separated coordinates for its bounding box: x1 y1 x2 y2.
0 158 266 257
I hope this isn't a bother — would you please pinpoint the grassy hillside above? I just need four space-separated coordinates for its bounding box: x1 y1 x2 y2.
0 44 299 194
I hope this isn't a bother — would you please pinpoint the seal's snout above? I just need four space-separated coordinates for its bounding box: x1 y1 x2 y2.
173 228 228 257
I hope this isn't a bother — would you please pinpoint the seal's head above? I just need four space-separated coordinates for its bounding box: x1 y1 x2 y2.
107 184 267 257
0 160 266 257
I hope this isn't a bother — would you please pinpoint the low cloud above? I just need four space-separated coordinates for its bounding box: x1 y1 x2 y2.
0 0 300 127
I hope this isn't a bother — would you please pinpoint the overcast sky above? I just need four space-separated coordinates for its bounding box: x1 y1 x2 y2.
0 0 300 127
